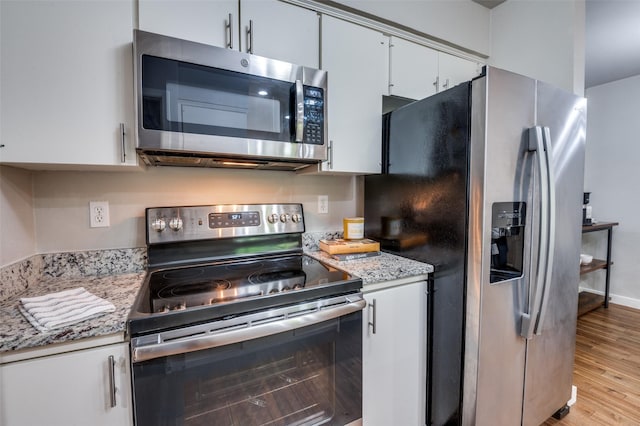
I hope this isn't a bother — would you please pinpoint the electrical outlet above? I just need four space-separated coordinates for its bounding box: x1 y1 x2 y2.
318 195 329 214
89 201 110 228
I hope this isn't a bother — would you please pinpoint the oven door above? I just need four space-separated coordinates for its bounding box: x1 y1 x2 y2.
131 295 364 426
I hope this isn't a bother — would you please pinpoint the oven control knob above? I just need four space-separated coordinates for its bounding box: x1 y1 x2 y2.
151 218 166 232
291 213 302 223
268 213 279 224
280 213 290 223
169 217 183 231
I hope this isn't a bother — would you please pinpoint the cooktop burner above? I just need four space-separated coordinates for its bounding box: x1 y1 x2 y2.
128 203 363 337
147 256 309 313
129 254 360 335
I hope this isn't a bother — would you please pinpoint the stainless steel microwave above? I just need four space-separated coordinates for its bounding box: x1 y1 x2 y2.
133 30 327 171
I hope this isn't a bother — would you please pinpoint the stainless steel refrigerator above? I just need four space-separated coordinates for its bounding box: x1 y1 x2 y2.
364 66 586 426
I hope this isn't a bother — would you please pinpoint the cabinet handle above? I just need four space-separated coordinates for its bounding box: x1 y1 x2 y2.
119 123 126 163
368 299 377 334
442 78 450 89
326 140 333 169
247 19 254 54
226 13 233 49
108 355 117 408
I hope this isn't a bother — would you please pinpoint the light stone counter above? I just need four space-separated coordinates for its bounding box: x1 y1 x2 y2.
304 250 434 292
0 249 146 362
0 236 433 360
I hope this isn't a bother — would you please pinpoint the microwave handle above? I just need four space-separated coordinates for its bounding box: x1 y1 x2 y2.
295 80 304 142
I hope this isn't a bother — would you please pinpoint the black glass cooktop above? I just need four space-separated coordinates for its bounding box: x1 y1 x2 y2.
128 255 361 336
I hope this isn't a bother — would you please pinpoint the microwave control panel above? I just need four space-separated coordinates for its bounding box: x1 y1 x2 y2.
303 86 324 145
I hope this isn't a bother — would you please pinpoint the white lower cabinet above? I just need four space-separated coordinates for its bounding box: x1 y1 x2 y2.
362 280 428 426
0 343 133 426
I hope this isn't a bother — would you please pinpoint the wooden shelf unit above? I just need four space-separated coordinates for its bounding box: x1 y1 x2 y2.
578 221 619 316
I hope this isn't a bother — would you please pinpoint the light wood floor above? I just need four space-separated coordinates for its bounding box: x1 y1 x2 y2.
542 303 640 425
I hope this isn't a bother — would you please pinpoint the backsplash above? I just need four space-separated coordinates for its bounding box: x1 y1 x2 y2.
302 231 343 251
0 256 43 303
0 248 146 302
0 232 344 302
42 248 147 278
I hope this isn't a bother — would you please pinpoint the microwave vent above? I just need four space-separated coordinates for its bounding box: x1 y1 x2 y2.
137 151 314 172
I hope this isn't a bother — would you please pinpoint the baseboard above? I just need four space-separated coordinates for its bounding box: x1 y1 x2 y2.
578 287 640 310
568 385 577 407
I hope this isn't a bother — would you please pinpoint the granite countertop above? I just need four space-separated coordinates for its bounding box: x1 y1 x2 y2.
0 241 433 358
0 272 145 355
305 250 434 289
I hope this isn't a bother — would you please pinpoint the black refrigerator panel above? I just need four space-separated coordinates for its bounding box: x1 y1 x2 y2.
364 82 471 426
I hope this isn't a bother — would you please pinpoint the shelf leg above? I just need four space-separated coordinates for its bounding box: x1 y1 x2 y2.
604 227 613 308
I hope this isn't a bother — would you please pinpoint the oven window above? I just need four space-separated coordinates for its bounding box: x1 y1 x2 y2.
132 312 362 426
142 55 293 142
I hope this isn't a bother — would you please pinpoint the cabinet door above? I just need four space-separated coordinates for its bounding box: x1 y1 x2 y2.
320 16 388 174
240 0 319 68
138 0 238 49
438 51 481 92
389 36 438 100
0 343 133 426
0 0 137 168
362 281 428 426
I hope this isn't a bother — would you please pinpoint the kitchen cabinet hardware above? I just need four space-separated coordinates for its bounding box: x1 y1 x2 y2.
226 13 233 49
108 355 117 408
327 140 333 169
120 123 126 163
246 19 254 53
367 299 377 334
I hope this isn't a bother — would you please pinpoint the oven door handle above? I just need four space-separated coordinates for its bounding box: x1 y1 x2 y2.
131 296 366 363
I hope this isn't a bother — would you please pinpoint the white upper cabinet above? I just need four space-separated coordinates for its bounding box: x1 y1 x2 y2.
320 16 388 174
437 51 482 92
387 36 482 100
388 36 439 100
240 1 319 68
138 0 319 68
0 0 137 168
138 0 239 48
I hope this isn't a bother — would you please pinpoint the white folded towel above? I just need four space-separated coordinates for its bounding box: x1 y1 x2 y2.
19 287 116 332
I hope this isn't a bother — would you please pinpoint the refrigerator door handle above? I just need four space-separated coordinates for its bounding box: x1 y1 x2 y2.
521 126 555 339
534 127 556 334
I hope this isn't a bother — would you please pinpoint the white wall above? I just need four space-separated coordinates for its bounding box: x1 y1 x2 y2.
582 74 640 308
31 167 357 254
330 0 490 55
489 0 585 95
0 166 36 265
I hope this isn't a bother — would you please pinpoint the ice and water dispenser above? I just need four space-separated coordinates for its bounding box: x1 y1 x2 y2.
490 202 526 284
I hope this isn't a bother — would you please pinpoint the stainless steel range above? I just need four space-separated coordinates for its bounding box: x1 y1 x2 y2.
128 203 364 426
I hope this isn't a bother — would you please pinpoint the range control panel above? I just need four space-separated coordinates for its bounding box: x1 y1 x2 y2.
146 203 304 245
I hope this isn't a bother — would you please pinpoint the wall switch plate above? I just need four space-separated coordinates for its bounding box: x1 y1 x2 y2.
89 201 110 228
318 195 329 214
